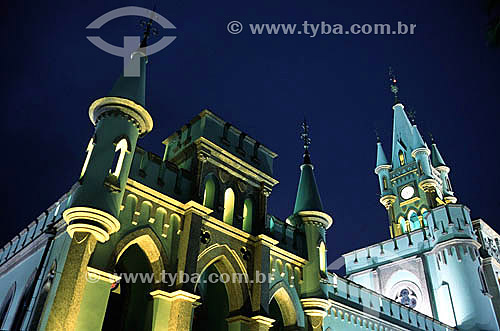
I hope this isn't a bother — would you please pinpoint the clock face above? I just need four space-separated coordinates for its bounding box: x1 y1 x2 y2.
401 186 415 200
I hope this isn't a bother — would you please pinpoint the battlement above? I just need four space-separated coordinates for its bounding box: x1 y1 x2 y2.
162 110 277 177
344 227 433 275
427 204 476 244
473 218 500 264
344 204 477 275
129 146 194 203
327 273 454 330
266 215 306 258
0 186 76 268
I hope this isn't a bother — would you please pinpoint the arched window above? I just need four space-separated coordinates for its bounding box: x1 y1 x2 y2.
421 208 429 226
398 216 407 234
223 188 235 225
80 137 95 179
319 241 326 272
203 177 216 209
408 210 420 231
398 150 405 166
0 283 15 329
479 267 490 294
110 138 128 178
242 198 253 233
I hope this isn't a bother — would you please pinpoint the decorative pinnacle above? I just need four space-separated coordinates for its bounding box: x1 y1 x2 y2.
389 67 399 103
139 6 159 48
301 118 312 164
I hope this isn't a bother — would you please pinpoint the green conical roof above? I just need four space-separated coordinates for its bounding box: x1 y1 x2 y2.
376 140 389 168
431 142 446 167
293 163 324 214
108 51 147 107
412 125 426 149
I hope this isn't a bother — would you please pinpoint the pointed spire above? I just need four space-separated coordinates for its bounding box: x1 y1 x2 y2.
294 120 323 214
107 9 157 107
430 136 447 167
376 137 390 168
412 125 427 149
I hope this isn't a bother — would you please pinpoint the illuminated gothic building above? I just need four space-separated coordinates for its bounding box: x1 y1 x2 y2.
1 48 500 331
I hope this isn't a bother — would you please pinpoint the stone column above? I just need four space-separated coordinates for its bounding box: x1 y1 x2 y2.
45 206 120 331
45 232 97 331
74 267 120 330
226 315 274 331
301 298 330 331
150 290 200 331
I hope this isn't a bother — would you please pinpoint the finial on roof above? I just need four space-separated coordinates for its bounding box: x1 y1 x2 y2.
139 5 159 48
301 118 312 164
389 67 399 103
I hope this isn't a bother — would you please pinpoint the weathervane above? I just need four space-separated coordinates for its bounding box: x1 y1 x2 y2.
301 118 312 164
389 67 399 103
139 6 159 48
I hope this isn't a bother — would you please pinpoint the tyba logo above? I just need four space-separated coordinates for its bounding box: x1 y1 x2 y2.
86 6 176 77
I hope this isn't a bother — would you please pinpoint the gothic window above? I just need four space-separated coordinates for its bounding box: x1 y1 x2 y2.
398 216 406 234
446 177 453 192
479 267 490 294
398 150 405 166
396 288 417 308
242 198 253 233
319 241 326 272
421 208 429 226
0 283 15 329
80 136 95 179
383 177 388 190
110 138 129 178
223 188 235 225
408 210 420 231
203 177 216 209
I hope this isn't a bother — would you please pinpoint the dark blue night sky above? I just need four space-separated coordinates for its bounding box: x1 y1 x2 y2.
3 0 499 272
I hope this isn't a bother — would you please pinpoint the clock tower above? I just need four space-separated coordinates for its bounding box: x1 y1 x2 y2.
375 102 457 238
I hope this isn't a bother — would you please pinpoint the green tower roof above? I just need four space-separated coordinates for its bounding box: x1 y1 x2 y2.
431 141 447 167
412 125 427 149
376 140 389 168
108 52 147 107
293 163 324 214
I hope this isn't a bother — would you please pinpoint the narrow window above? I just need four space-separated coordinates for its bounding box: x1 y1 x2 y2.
203 177 216 209
398 216 406 234
398 150 405 166
383 177 388 190
446 177 453 192
80 137 95 179
319 241 326 272
242 198 253 233
223 188 235 225
110 138 128 178
479 267 490 294
408 210 421 231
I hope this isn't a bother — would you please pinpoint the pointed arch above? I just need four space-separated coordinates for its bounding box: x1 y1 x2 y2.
269 280 304 327
196 243 249 312
111 227 168 283
242 198 253 233
0 282 15 329
202 175 217 209
223 188 235 225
